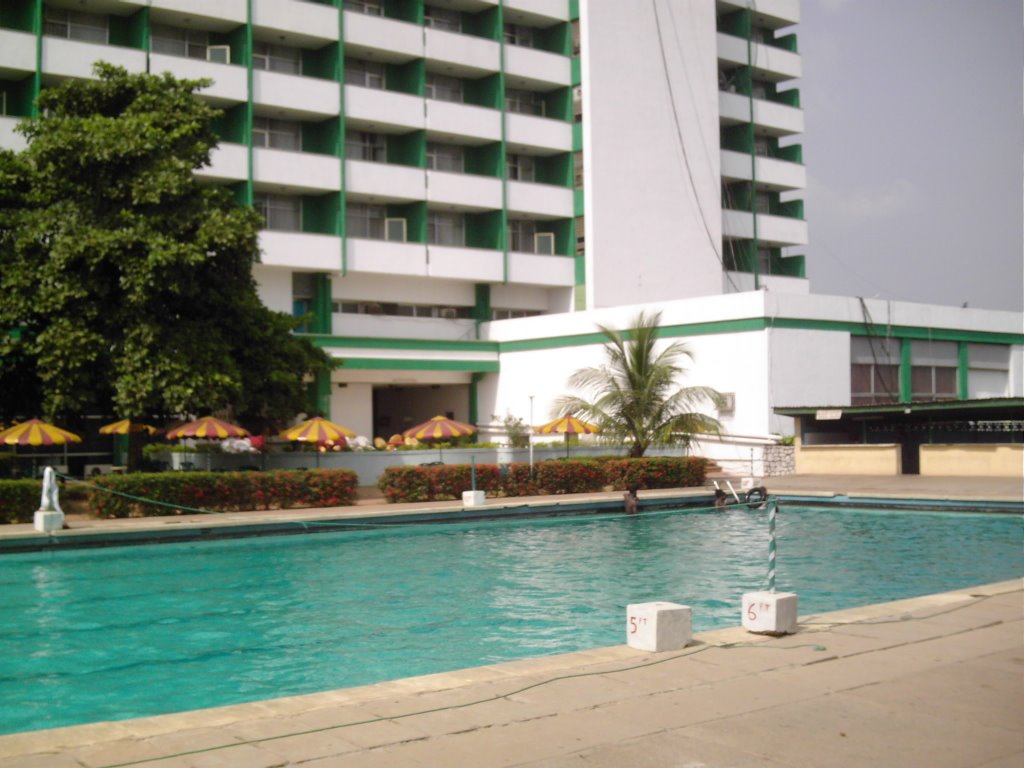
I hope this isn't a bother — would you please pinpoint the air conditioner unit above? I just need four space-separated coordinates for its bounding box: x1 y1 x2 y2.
207 45 231 64
385 217 407 242
719 392 736 414
439 307 457 319
534 232 555 255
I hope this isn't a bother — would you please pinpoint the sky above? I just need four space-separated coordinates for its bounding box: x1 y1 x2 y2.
795 0 1023 312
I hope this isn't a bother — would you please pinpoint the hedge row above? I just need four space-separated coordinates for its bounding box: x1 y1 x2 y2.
0 480 42 524
378 457 708 503
87 469 358 519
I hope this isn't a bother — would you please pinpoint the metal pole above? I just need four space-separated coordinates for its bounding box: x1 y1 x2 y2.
767 498 777 593
471 455 477 491
528 395 534 477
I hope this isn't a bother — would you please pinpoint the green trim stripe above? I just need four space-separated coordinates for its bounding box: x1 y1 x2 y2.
332 359 499 372
307 335 499 353
775 397 1023 417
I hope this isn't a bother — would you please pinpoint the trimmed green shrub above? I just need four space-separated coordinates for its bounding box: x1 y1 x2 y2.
603 457 708 490
0 480 41 524
87 469 358 518
533 460 607 495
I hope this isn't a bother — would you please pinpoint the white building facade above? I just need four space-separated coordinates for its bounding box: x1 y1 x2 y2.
2 0 1020 468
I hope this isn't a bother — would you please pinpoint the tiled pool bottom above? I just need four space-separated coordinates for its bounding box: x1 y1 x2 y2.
1 504 1021 734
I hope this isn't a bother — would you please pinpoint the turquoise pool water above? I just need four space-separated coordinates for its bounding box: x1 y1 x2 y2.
1 505 1020 734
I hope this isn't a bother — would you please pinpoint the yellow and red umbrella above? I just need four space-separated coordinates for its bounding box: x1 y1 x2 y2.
403 415 477 441
0 419 82 446
280 416 356 444
99 419 160 436
535 415 600 457
166 416 249 440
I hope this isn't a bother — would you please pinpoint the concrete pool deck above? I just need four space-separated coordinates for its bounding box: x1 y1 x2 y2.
0 474 1020 766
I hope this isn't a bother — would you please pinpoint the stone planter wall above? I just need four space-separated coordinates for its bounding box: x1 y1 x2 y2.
763 445 795 477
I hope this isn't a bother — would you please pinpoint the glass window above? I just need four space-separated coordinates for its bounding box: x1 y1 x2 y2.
506 153 536 182
425 5 461 32
344 58 385 89
504 23 534 47
427 212 465 246
254 194 301 231
968 343 1011 399
345 131 387 162
425 73 463 103
507 219 537 252
426 142 464 173
505 88 545 117
253 42 302 75
344 0 384 15
253 117 302 151
44 7 108 43
346 203 386 239
850 337 901 405
910 340 958 401
151 23 210 60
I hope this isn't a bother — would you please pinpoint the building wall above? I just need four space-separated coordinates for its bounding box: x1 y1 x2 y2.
920 445 1023 478
581 0 724 308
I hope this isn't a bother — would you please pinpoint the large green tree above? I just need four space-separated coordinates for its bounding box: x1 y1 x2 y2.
555 311 722 457
0 64 328 428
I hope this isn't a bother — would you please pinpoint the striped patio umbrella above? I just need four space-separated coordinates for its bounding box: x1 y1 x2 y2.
535 415 600 457
166 416 250 440
0 418 82 446
99 419 160 436
403 415 477 441
280 416 356 444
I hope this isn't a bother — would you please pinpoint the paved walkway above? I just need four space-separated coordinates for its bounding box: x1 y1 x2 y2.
0 580 1019 768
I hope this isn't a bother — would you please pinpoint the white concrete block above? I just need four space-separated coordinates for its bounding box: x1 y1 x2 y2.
626 601 692 652
34 510 64 533
462 490 486 506
742 591 798 635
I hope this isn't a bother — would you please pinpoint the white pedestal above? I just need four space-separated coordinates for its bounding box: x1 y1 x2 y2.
626 601 692 652
742 591 798 635
462 490 486 506
34 510 64 533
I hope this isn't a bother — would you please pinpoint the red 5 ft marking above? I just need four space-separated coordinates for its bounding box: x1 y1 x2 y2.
628 616 648 634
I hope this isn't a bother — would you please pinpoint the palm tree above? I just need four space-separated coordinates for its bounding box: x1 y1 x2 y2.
554 311 722 458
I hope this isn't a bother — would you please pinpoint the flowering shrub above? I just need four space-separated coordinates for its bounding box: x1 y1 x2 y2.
377 464 501 502
87 469 358 518
0 480 41 524
603 457 707 490
533 460 606 495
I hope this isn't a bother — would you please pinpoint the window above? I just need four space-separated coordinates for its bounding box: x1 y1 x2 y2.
345 131 387 162
507 220 538 252
425 5 461 32
910 340 958 402
347 203 386 239
427 211 465 246
968 343 1011 398
754 191 771 214
253 42 301 75
426 142 464 173
492 309 542 320
573 152 583 187
850 336 900 405
254 194 301 231
534 232 555 255
425 73 463 103
345 58 385 89
505 88 545 117
44 7 108 43
506 153 536 182
253 117 302 151
344 0 384 15
151 24 211 60
504 23 534 47
754 136 772 157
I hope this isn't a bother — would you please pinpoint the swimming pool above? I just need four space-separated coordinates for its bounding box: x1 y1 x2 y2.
1 504 1020 735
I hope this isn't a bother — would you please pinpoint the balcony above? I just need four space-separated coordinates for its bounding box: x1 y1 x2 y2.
720 149 805 191
149 1 247 27
150 54 246 104
194 142 247 184
505 113 572 153
343 10 421 62
254 147 340 193
347 237 428 278
504 46 571 90
331 313 478 341
507 253 574 287
503 0 570 24
719 90 803 136
506 180 573 218
253 70 340 119
252 0 338 47
425 100 501 144
427 245 504 282
717 33 801 81
345 160 425 203
722 209 808 246
345 85 425 132
426 170 502 211
0 29 35 75
716 0 800 27
424 28 499 78
259 230 341 271
42 38 146 81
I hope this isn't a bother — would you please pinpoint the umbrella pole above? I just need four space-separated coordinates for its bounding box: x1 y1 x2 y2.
565 433 569 458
